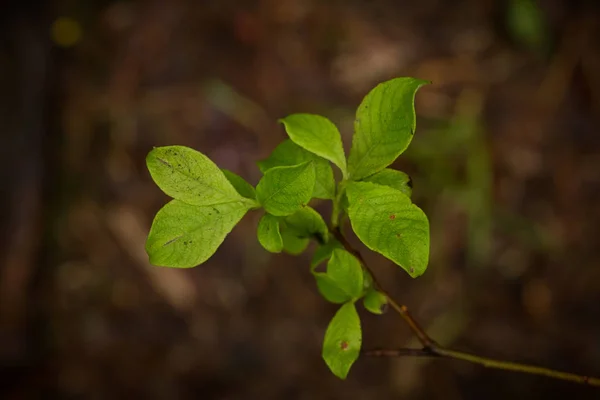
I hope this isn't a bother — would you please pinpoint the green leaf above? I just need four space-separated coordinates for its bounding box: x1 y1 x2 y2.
256 162 316 216
284 206 329 245
363 168 412 198
257 213 283 253
280 226 310 255
280 114 347 177
258 139 335 200
348 77 429 180
313 249 363 304
327 249 363 299
315 274 352 304
322 302 362 380
146 199 251 268
363 288 388 315
222 169 256 200
311 239 343 270
147 146 245 206
346 181 429 278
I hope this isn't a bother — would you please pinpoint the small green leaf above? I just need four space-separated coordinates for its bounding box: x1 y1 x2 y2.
348 77 429 180
257 213 283 253
280 114 347 177
363 288 388 315
311 239 343 270
313 249 363 304
327 249 363 299
363 168 412 198
315 274 351 304
146 199 251 268
280 226 310 255
322 302 362 380
222 169 256 200
346 181 429 278
258 139 335 200
284 206 329 245
256 162 316 216
147 146 244 206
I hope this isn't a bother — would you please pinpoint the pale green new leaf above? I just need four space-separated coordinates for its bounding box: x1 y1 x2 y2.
284 206 329 244
147 146 244 206
363 168 412 198
346 182 429 278
258 139 335 200
322 302 362 380
348 77 429 180
257 213 283 253
363 288 388 315
280 114 347 177
222 169 256 200
146 199 251 268
256 162 316 216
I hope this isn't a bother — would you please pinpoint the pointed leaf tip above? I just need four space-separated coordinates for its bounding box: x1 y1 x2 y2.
348 77 428 180
280 113 347 177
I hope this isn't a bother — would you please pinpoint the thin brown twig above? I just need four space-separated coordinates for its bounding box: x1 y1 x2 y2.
363 347 437 358
330 227 600 387
331 227 435 348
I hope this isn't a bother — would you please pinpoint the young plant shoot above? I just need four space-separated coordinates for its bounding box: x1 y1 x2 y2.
144 77 600 387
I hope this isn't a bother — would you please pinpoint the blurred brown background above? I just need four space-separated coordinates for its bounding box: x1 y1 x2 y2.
1 0 600 399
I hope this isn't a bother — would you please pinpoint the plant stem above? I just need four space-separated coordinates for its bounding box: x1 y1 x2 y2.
331 227 435 348
330 180 347 228
331 227 600 387
364 347 600 386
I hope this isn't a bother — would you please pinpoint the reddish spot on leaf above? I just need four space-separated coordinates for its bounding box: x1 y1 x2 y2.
395 233 401 238
340 341 349 351
389 214 396 220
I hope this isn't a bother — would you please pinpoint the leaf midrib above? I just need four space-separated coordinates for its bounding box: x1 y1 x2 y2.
161 202 248 246
260 163 311 206
158 156 240 201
